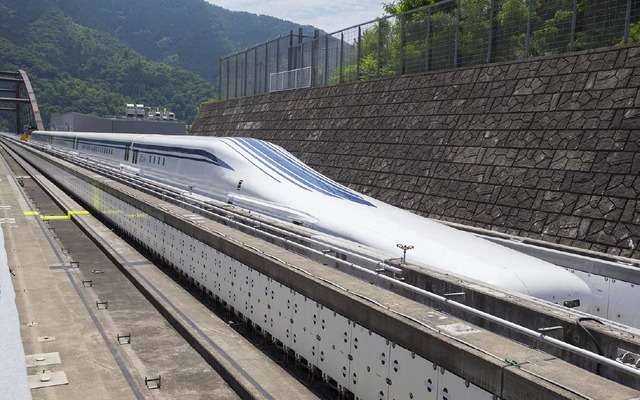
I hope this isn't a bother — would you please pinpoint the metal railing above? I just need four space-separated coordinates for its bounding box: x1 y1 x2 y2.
219 0 639 100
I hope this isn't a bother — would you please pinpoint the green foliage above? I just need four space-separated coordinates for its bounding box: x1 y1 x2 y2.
338 0 634 84
383 0 438 15
629 22 640 44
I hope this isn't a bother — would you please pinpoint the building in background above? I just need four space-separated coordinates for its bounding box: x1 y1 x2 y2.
50 105 186 134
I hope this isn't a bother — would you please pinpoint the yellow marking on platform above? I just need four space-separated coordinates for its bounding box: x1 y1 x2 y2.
24 209 89 220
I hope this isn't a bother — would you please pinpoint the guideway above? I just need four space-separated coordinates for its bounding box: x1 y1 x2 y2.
4 138 640 400
0 145 318 399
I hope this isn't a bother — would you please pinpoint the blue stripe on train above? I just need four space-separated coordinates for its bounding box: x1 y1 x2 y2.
232 138 374 207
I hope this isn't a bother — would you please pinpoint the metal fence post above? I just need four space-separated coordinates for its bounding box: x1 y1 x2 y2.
287 30 293 70
454 0 461 68
357 26 362 81
377 19 382 78
219 58 223 100
226 57 231 99
400 13 405 75
324 35 329 86
311 29 319 86
276 36 281 74
340 32 344 84
624 0 632 44
298 28 303 69
264 42 269 94
243 51 248 97
426 8 432 72
252 48 256 95
569 0 578 52
486 0 495 64
525 0 532 58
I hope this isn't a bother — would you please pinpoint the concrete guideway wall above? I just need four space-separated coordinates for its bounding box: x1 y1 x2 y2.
192 44 640 261
9 142 640 399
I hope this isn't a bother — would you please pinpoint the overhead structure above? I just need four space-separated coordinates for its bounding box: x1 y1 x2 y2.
0 70 44 133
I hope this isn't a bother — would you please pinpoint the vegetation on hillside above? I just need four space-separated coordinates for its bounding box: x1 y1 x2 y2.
0 0 313 130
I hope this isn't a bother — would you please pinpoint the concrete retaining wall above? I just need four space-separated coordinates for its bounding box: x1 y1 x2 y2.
192 44 640 260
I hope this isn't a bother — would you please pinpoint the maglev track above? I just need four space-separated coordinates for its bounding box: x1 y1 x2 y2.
5 136 640 396
1 140 337 399
14 137 640 385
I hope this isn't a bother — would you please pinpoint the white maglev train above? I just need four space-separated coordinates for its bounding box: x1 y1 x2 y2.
29 130 592 308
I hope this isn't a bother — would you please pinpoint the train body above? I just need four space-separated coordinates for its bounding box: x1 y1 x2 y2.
29 130 592 308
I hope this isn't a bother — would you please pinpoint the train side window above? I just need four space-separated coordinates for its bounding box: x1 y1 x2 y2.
132 149 139 164
125 145 131 162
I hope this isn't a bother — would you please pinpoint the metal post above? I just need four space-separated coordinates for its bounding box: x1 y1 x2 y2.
624 0 632 44
324 36 329 86
226 57 230 100
454 0 461 68
218 59 223 100
569 0 578 52
253 47 258 95
426 8 432 71
377 19 382 78
288 30 293 70
276 36 281 73
297 28 303 69
486 0 495 64
311 29 319 87
264 43 269 94
357 26 362 81
525 0 532 58
340 32 344 84
400 13 405 75
234 55 239 98
243 51 248 97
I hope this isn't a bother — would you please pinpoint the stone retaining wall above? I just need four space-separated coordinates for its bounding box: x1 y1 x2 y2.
192 44 640 259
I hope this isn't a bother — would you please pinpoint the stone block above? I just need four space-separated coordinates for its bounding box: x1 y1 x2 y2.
543 214 583 239
523 169 566 191
591 151 635 174
549 150 595 171
606 175 640 199
506 131 543 149
561 172 609 195
574 195 626 221
540 191 578 214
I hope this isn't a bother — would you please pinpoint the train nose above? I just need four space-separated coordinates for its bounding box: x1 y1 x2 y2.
520 271 593 311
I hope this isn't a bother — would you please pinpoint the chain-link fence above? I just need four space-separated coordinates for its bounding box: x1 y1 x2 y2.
219 0 640 100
